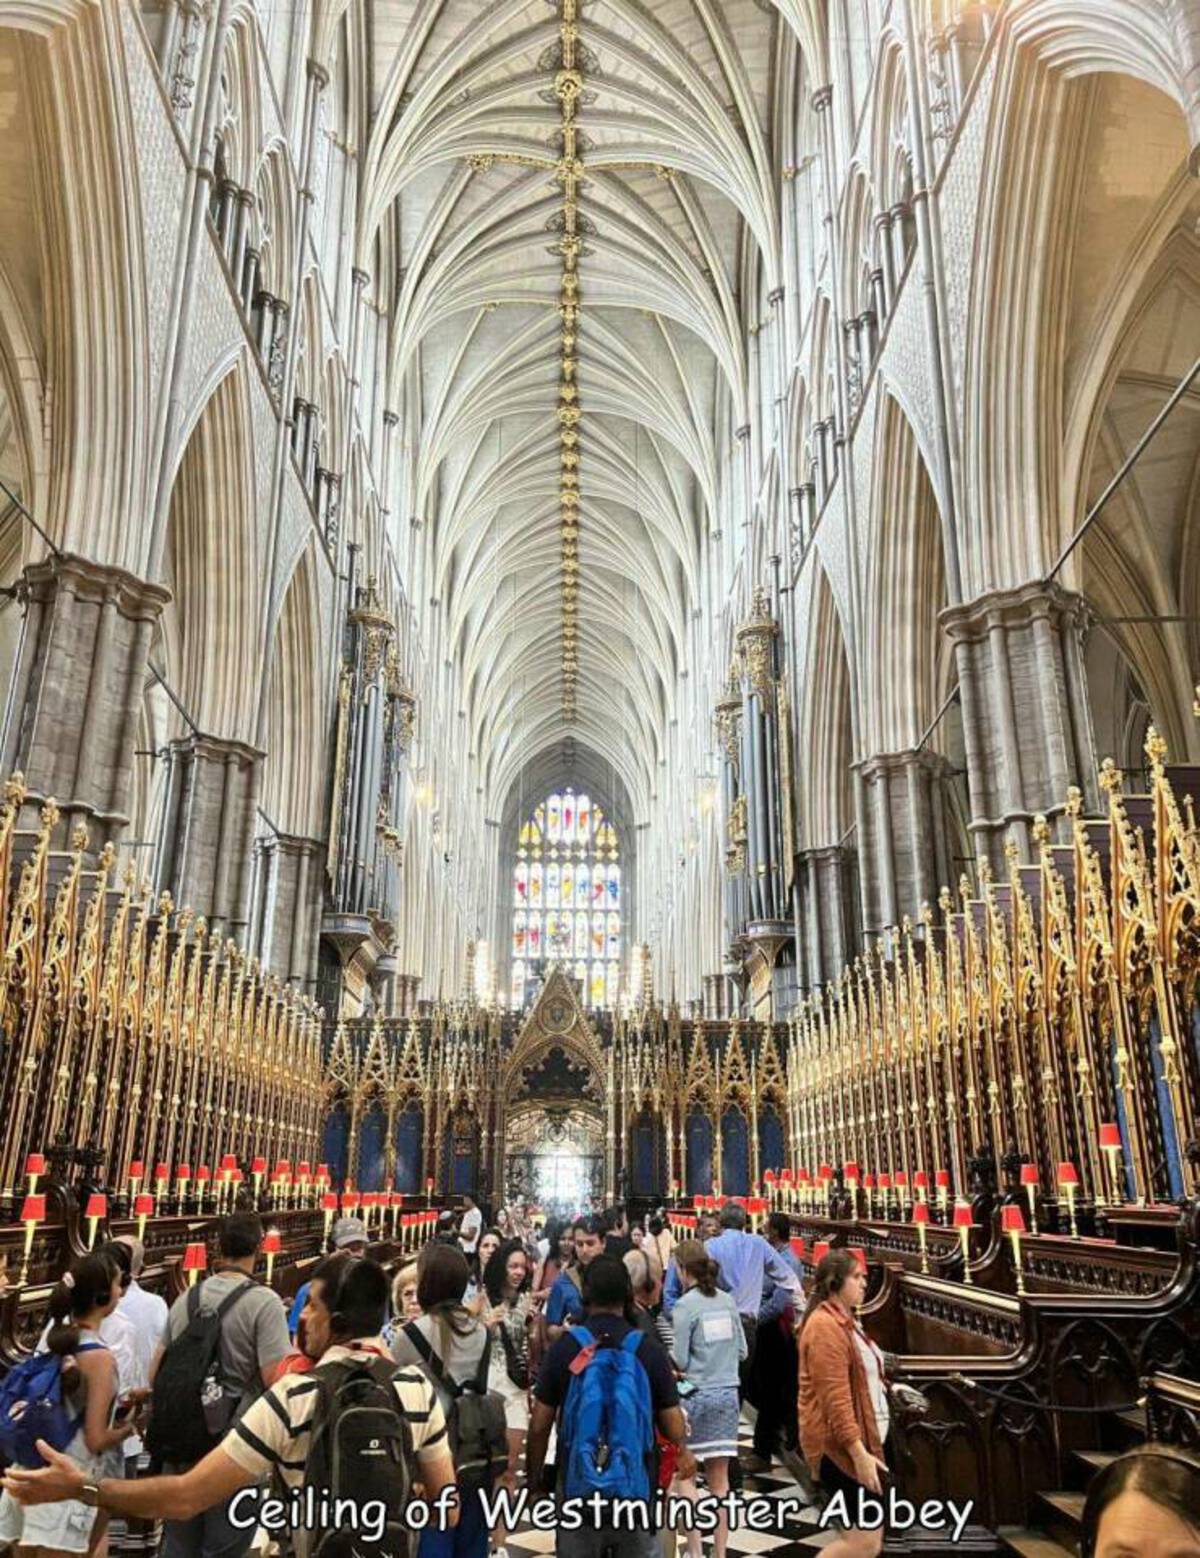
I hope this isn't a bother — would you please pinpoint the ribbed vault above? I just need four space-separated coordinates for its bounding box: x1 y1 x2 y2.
363 0 818 824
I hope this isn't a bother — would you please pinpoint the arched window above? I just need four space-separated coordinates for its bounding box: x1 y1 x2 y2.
510 788 622 1010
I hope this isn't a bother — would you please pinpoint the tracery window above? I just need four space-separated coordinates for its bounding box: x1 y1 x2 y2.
511 788 621 1010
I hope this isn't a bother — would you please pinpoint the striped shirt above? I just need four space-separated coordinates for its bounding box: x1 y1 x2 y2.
222 1340 448 1489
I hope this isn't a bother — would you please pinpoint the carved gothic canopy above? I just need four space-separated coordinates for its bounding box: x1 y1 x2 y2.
516 1043 599 1103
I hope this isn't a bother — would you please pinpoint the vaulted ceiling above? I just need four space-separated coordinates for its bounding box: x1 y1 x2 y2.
362 0 815 822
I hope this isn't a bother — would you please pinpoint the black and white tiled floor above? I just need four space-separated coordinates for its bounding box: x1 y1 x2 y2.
501 1417 833 1557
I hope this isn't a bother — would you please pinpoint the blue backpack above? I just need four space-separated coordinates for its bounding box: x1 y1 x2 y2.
561 1326 654 1501
0 1345 91 1468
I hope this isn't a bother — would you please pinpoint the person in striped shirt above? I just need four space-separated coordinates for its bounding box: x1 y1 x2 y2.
0 1255 458 1543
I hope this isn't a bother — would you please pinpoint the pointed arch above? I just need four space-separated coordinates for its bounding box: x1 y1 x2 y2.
163 359 261 740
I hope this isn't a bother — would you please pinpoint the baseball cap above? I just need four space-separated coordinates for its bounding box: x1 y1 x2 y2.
331 1216 368 1249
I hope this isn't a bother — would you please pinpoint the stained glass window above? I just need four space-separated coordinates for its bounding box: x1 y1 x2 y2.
511 786 622 1011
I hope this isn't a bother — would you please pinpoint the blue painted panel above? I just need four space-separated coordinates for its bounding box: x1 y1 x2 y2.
686 1113 713 1198
721 1108 749 1196
633 1115 657 1197
1148 1009 1184 1199
323 1105 349 1188
758 1108 785 1175
394 1105 423 1193
359 1104 386 1191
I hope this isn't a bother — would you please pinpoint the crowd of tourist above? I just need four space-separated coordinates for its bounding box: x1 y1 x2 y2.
0 1199 1195 1558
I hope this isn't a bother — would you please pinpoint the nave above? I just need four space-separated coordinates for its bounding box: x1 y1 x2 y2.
0 0 1199 1552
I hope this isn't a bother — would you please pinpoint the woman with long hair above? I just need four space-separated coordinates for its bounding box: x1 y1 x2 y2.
481 1240 533 1557
1079 1445 1199 1557
797 1250 888 1558
0 1251 142 1558
393 1244 492 1558
670 1241 747 1558
465 1229 502 1314
647 1213 674 1277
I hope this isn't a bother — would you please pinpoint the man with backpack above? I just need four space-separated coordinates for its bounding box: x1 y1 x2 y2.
525 1256 693 1558
1 1254 458 1558
149 1212 291 1558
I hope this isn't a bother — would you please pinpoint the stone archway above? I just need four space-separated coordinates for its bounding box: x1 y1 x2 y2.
495 965 609 1213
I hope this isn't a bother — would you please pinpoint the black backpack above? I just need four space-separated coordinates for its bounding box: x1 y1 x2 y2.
401 1321 508 1491
306 1356 415 1558
147 1278 255 1466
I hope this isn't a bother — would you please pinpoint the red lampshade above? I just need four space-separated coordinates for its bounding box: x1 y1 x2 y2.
850 1246 867 1271
251 1157 267 1175
196 1165 211 1182
128 1160 145 1180
953 1202 975 1228
863 1173 876 1189
798 1170 812 1184
318 1163 329 1178
813 1240 832 1265
844 1162 860 1180
716 1195 727 1207
912 1203 931 1225
134 1193 154 1216
275 1159 291 1176
1099 1123 1122 1150
935 1169 951 1188
343 1192 361 1210
780 1169 793 1184
1001 1205 1026 1234
789 1237 806 1259
231 1169 243 1184
154 1163 169 1182
321 1192 338 1211
1020 1164 1039 1186
84 1194 106 1220
182 1242 207 1272
879 1173 892 1189
261 1230 282 1255
1057 1162 1080 1186
25 1154 46 1176
818 1163 833 1182
763 1169 776 1183
297 1162 311 1177
895 1172 908 1189
19 1194 46 1223
219 1154 237 1173
913 1170 928 1189
177 1163 191 1180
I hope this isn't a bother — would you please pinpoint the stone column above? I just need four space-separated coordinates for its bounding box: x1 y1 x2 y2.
796 845 858 991
154 732 262 940
942 580 1098 868
858 749 954 935
252 832 323 983
1 553 171 849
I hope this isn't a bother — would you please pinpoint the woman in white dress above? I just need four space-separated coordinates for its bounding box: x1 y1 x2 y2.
481 1239 533 1558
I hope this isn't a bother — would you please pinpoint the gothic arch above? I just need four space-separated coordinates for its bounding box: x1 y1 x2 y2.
0 8 151 572
798 562 854 851
261 543 326 837
863 395 949 755
163 358 261 741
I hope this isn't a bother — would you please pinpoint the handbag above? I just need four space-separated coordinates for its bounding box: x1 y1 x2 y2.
498 1310 531 1390
887 1380 930 1419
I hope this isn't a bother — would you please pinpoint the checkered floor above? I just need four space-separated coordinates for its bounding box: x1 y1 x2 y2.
499 1417 836 1557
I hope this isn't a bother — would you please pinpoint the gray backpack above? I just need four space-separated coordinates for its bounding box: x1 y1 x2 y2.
401 1322 508 1490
